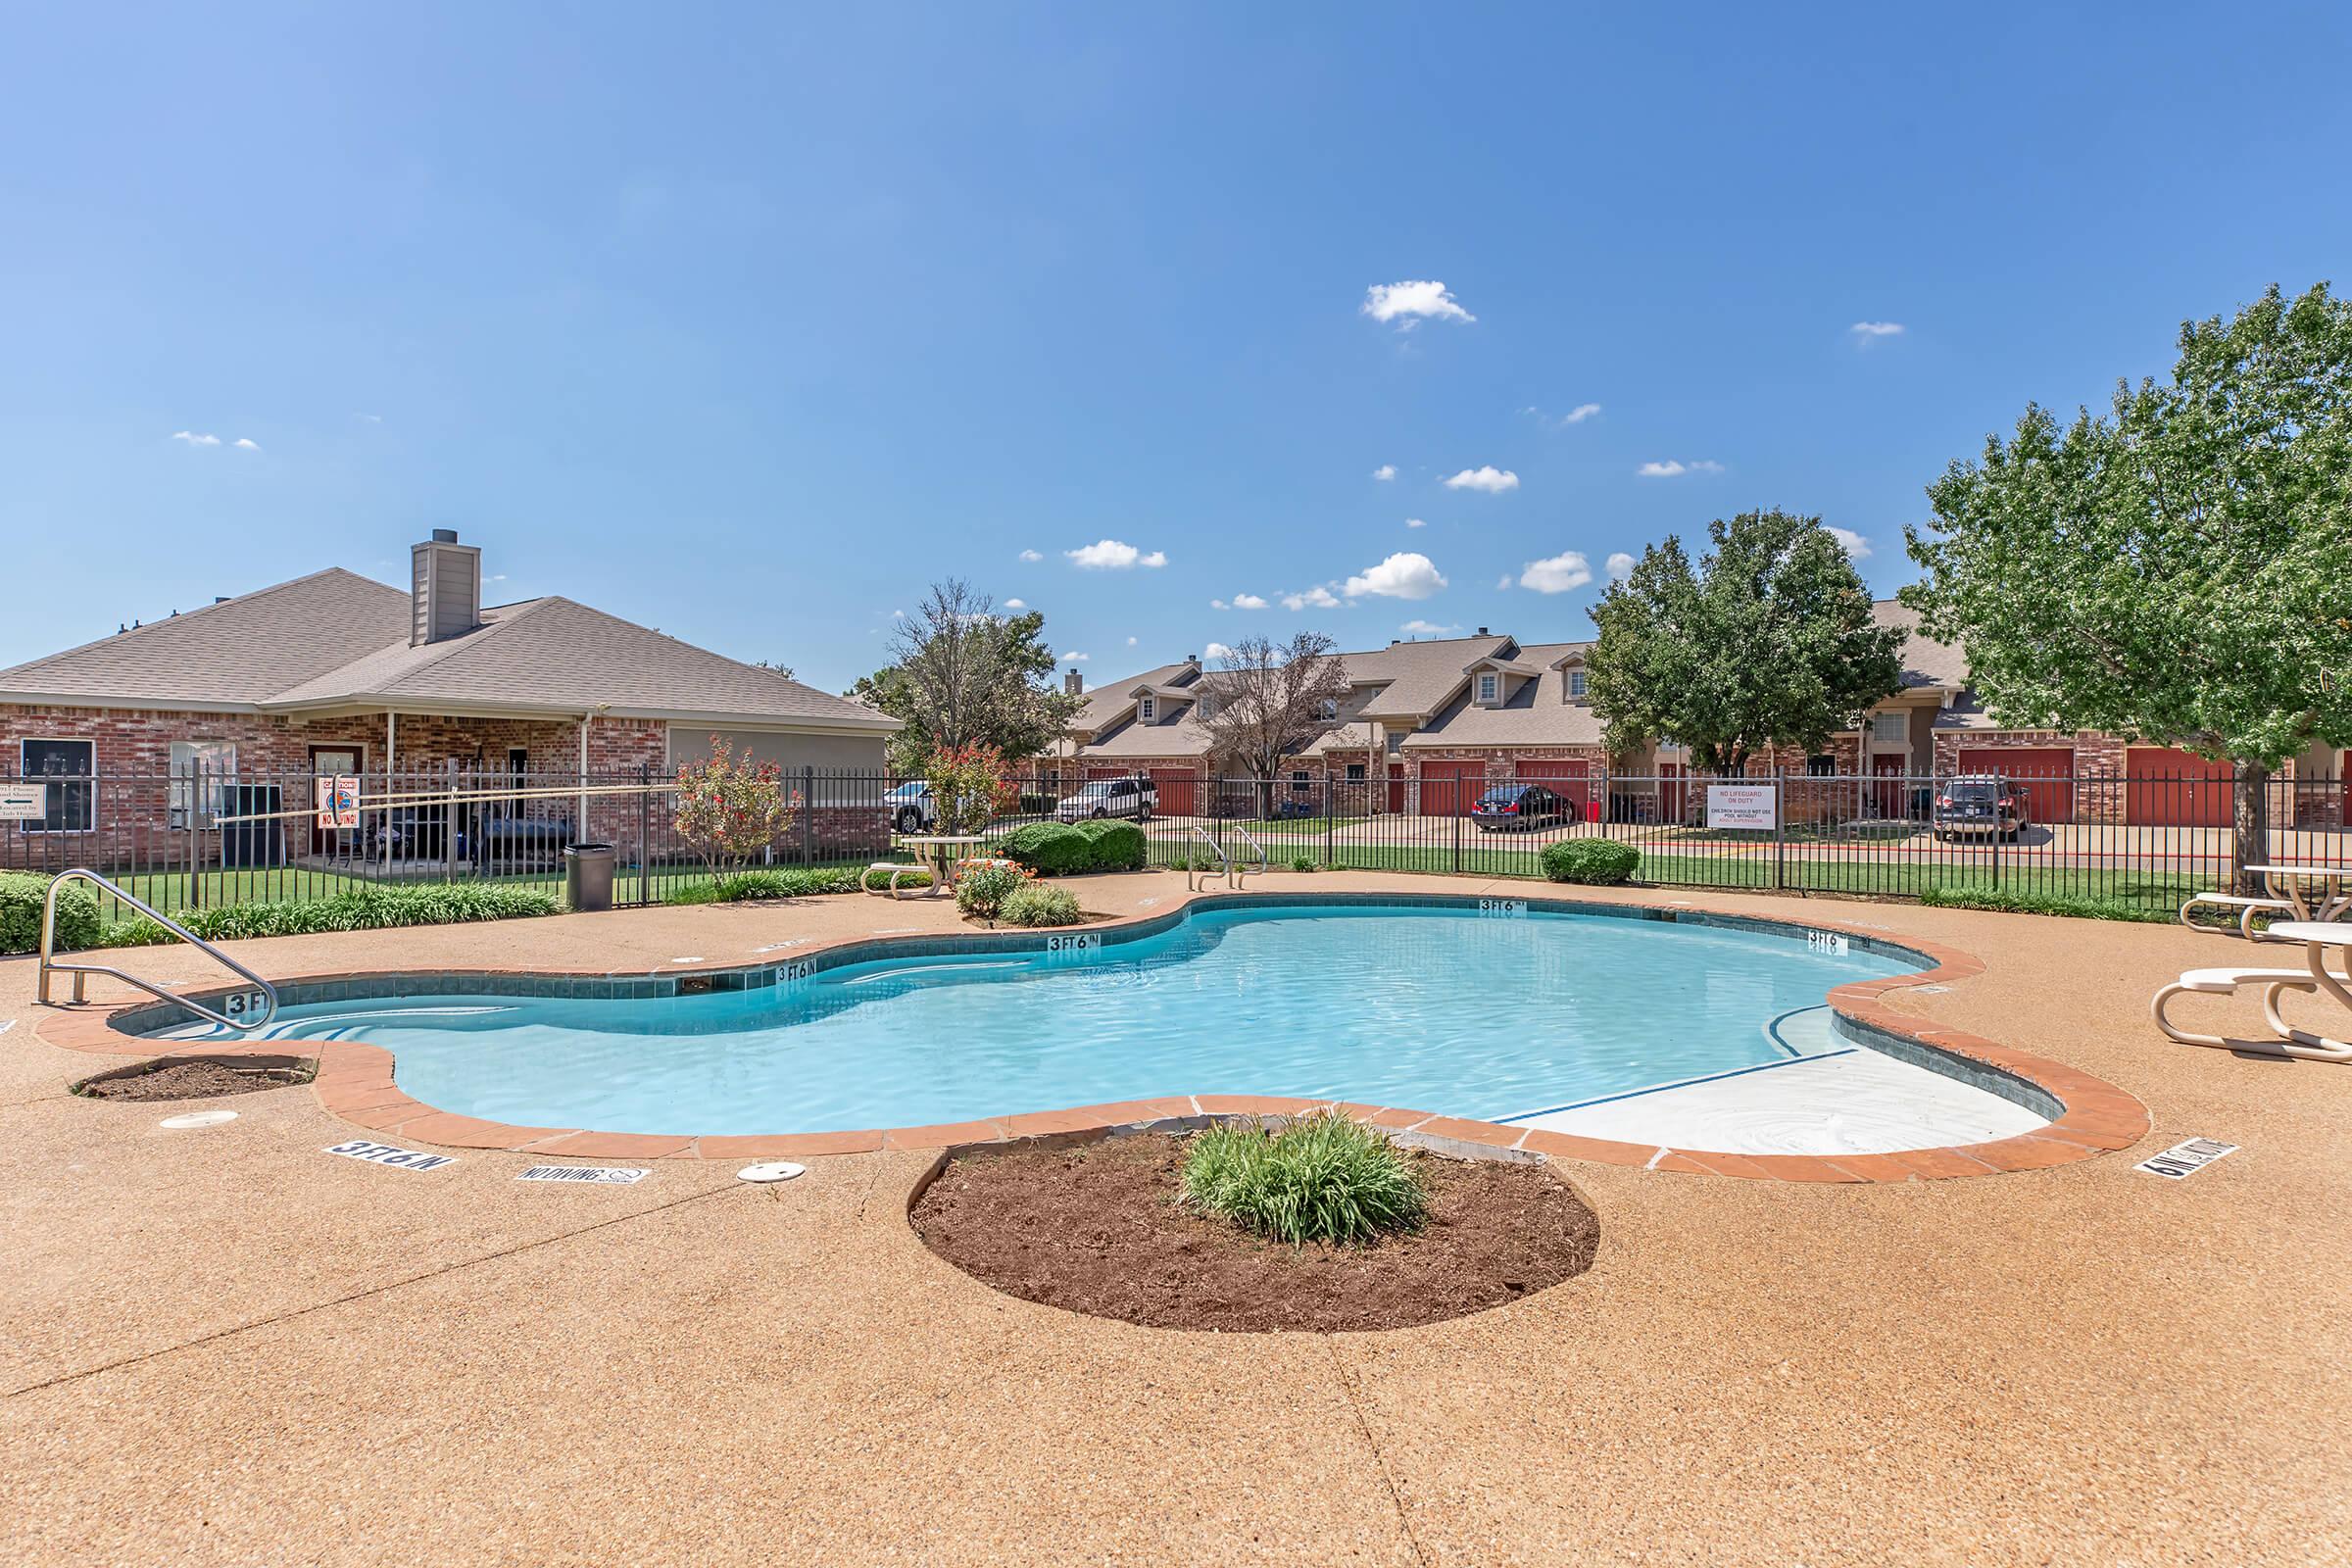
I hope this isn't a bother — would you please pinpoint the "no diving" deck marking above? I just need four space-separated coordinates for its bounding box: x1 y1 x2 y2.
2133 1138 2239 1180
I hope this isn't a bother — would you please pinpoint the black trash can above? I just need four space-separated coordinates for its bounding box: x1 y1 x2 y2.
564 843 616 912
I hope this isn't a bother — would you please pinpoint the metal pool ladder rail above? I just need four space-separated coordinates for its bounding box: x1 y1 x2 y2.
36 868 279 1032
1229 824 1268 890
1184 826 1230 892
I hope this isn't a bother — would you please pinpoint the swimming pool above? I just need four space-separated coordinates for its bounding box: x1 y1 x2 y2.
141 898 2045 1143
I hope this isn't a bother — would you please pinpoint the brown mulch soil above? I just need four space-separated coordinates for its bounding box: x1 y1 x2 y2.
910 1133 1600 1332
76 1058 313 1102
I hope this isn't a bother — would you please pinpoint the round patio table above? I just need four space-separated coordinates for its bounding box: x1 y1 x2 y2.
2241 863 2352 924
894 834 987 897
2262 922 2352 1062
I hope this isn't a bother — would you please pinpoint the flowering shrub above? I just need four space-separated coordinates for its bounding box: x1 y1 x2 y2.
923 742 1018 835
673 736 798 880
1000 882 1082 927
953 858 1033 919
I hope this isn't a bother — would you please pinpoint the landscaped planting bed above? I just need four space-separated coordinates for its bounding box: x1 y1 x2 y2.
74 1054 316 1102
910 1129 1599 1332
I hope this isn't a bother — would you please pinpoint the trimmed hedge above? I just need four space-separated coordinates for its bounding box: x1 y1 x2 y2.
1072 818 1147 871
1539 839 1641 885
1000 882 1083 927
997 822 1094 875
1916 885 2170 923
0 871 101 956
666 865 933 905
109 883 561 946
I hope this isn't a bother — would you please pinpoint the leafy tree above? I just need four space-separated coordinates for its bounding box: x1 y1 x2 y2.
922 740 1019 834
1904 282 2352 882
1198 632 1352 810
1588 509 1904 775
850 579 1082 771
672 736 797 879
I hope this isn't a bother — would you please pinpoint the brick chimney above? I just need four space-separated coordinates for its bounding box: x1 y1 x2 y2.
1063 667 1083 696
410 528 482 646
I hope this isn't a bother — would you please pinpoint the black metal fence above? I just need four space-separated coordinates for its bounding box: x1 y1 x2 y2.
2 761 2343 921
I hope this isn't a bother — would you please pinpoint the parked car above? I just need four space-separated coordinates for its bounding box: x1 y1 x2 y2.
885 780 935 834
1932 775 2032 841
1469 783 1575 832
1054 776 1156 822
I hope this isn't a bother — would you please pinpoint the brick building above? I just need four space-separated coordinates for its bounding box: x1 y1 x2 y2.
0 531 898 862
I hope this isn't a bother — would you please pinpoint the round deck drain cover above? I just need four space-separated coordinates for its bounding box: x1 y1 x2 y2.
160 1109 238 1130
737 1161 806 1183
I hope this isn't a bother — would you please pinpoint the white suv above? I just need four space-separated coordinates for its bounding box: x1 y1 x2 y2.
1054 776 1156 822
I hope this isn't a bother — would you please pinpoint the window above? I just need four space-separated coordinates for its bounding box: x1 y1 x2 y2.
1870 710 1908 744
1345 763 1366 783
1290 769 1311 792
1195 695 1216 720
1477 672 1498 705
1139 695 1157 723
169 740 236 827
1806 754 1838 776
19 738 95 833
1565 668 1588 700
1318 698 1340 721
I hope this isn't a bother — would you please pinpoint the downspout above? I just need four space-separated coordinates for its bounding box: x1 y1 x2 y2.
383 710 396 874
578 714 591 845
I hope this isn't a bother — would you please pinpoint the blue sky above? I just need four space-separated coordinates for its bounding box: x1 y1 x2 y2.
4 4 2347 691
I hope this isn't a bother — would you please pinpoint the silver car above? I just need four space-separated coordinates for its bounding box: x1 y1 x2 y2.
1054 776 1156 822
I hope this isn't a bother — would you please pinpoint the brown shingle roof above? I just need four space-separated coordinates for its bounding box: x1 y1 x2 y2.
0 569 894 731
1875 599 1968 690
1402 642 1607 749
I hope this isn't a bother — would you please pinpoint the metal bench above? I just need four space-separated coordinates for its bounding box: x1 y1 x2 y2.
2152 965 2352 1059
860 861 927 899
2178 891 2294 940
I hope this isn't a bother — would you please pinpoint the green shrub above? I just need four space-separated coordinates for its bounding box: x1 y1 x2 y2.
0 871 102 956
998 821 1092 875
1073 818 1147 871
1181 1113 1428 1248
106 883 561 946
1539 839 1640 885
1917 886 2171 923
1000 882 1083 927
954 860 1031 919
1291 856 1317 873
665 864 930 905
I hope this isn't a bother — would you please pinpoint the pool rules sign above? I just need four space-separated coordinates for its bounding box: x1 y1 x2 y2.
1705 784 1777 831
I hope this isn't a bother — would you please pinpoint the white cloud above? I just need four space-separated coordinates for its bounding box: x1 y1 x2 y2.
1605 551 1637 580
1518 552 1593 594
1232 592 1268 610
1850 320 1905 339
1063 651 1090 662
1018 548 1044 563
1829 526 1873 560
1561 403 1602 424
1360 279 1475 328
1343 552 1447 601
1126 636 1138 646
231 437 260 451
1442 466 1519 494
1004 598 1028 610
1404 516 1426 529
1371 464 1397 482
1496 573 1513 589
1203 642 1235 662
1282 585 1343 611
1065 539 1167 569
1637 460 1723 477
170 431 221 447
1399 618 1460 636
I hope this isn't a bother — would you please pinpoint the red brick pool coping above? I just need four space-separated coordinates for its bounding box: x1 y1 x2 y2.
31 893 2148 1182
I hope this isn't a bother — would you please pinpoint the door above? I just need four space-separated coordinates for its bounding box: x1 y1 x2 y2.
309 745 363 856
1658 762 1688 825
1956 746 2076 826
1387 763 1407 814
1514 760 1592 818
2127 747 2235 827
1149 768 1197 817
1418 761 1483 816
1870 754 1911 819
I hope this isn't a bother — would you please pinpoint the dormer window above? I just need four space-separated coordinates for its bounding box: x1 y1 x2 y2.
1319 698 1339 721
1139 694 1157 723
1477 672 1498 705
1197 695 1217 720
1566 667 1588 701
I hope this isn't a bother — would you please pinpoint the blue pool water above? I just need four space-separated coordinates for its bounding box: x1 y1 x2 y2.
202 904 1913 1136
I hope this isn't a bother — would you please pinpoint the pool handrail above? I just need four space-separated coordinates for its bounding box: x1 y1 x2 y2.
1229 824 1268 890
1185 826 1230 892
36 868 279 1033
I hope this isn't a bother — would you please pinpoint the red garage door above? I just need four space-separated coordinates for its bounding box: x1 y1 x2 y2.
1418 762 1484 816
1956 747 2076 825
1514 760 1592 813
1084 765 1125 781
1149 768 1197 817
2127 747 2235 827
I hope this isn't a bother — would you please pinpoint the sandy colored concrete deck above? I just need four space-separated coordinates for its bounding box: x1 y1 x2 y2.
2 871 2347 1564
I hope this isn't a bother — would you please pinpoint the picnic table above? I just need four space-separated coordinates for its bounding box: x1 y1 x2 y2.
892 834 988 897
2262 922 2352 1061
2241 863 2352 924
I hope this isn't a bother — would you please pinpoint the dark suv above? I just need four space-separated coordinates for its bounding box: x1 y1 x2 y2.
1469 783 1574 832
1932 775 2032 842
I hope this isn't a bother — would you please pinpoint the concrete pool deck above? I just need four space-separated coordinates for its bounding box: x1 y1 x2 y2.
3 870 2347 1563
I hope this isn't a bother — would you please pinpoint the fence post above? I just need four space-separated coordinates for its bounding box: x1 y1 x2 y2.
638 761 653 906
1773 777 1786 892
1324 773 1334 867
802 764 816 866
445 760 459 885
1452 800 1462 875
187 760 204 910
1991 776 2001 891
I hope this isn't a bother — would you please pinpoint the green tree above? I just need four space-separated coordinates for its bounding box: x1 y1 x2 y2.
671 736 797 880
1587 509 1904 776
849 579 1084 771
1903 282 2352 884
